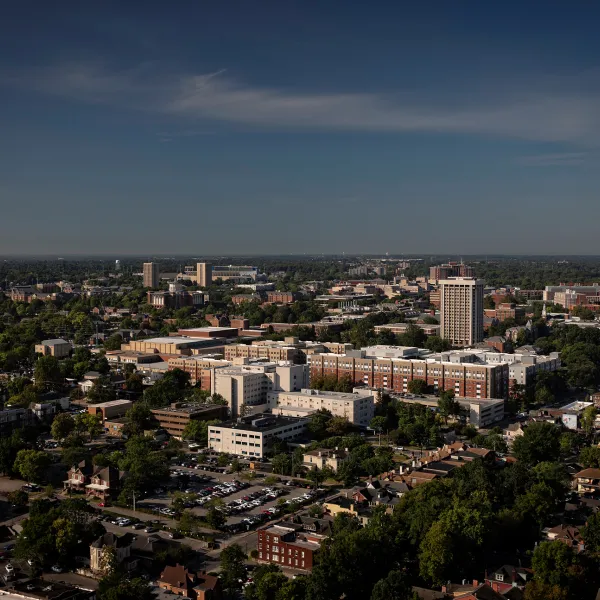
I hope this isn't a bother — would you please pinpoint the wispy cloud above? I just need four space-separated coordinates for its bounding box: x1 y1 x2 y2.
4 63 600 144
517 152 587 167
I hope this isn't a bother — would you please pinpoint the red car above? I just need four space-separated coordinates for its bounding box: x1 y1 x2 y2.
98 502 105 507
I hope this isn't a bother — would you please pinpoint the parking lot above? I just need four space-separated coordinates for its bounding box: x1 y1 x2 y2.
136 459 321 534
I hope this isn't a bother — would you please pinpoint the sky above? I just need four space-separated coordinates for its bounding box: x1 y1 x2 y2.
1 1 600 255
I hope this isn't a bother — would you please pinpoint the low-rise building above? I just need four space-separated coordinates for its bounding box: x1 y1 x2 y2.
86 465 126 500
177 326 240 339
88 399 133 422
124 336 218 356
303 448 349 473
158 564 221 600
574 468 600 495
268 388 375 427
151 402 228 438
257 525 321 571
207 414 308 458
90 532 134 574
35 338 71 358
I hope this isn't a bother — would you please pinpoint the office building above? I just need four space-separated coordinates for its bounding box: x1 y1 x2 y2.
151 402 228 438
207 413 308 458
440 278 484 346
212 361 308 417
143 262 160 288
268 388 375 427
196 262 213 287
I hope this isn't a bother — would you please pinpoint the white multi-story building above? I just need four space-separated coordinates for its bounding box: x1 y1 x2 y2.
440 278 484 347
212 361 308 418
267 388 375 427
208 414 308 458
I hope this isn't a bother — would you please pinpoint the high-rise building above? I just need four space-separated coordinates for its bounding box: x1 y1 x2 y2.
440 277 484 346
115 259 121 271
143 262 160 288
196 262 213 287
430 262 474 282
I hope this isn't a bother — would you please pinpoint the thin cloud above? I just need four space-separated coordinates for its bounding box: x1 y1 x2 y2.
4 63 600 144
517 152 587 166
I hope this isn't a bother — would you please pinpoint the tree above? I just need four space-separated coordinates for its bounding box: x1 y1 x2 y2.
86 376 115 404
13 449 51 483
581 405 597 437
425 336 452 353
122 403 155 437
206 505 226 530
407 379 428 395
369 416 387 434
103 334 123 351
559 431 582 456
327 416 351 436
305 467 332 488
531 541 576 588
0 431 25 476
307 409 333 440
579 445 600 468
51 413 76 442
437 391 461 424
34 355 63 390
370 570 414 600
271 453 292 476
245 566 287 600
512 422 561 465
220 543 247 595
75 412 104 440
97 571 156 600
581 512 600 554
8 490 28 507
523 582 569 600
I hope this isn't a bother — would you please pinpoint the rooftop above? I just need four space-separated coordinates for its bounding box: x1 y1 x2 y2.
179 326 238 332
138 337 203 345
151 403 225 415
276 388 373 401
88 399 132 409
39 339 69 346
214 413 308 432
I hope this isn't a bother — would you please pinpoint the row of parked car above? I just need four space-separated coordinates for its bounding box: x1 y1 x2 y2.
219 486 285 515
195 480 251 506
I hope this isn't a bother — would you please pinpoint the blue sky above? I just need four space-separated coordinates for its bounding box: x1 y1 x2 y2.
1 1 600 255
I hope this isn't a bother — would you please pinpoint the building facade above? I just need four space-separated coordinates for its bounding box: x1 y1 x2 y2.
151 403 228 438
143 262 160 288
268 389 375 427
440 278 484 346
207 414 308 458
35 338 71 358
196 262 213 287
257 525 320 571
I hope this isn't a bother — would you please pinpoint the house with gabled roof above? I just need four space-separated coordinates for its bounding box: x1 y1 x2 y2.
158 564 221 599
64 460 94 493
85 465 126 500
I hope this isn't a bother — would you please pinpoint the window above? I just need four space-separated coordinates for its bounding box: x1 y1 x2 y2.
495 574 504 582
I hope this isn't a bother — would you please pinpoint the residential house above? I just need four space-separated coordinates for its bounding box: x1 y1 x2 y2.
90 532 135 574
302 448 349 473
322 494 371 525
86 466 126 500
574 468 600 496
545 524 585 552
64 460 94 493
503 423 526 446
158 564 221 600
484 565 531 596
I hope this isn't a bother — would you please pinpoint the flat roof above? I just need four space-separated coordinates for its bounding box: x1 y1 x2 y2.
180 327 238 332
89 399 133 408
274 389 373 401
138 337 201 344
39 338 69 345
152 403 225 415
214 413 308 432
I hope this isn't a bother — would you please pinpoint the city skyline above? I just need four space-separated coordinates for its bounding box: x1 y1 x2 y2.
2 1 600 254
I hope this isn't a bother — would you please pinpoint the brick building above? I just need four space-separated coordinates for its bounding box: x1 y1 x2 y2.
151 402 228 438
266 291 297 304
257 525 321 571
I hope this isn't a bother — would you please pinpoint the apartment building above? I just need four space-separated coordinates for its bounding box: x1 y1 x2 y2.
268 388 375 427
143 262 160 288
257 525 321 571
168 356 230 388
429 262 474 282
440 278 484 346
307 349 526 399
224 343 301 363
196 262 213 287
208 414 308 458
125 336 217 356
151 402 228 438
266 291 297 304
212 361 308 417
35 338 71 358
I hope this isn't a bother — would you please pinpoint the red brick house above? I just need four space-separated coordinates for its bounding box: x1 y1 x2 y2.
85 466 126 500
63 460 94 493
257 525 321 571
158 564 221 600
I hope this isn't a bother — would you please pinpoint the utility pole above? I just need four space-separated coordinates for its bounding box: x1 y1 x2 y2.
132 491 136 514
